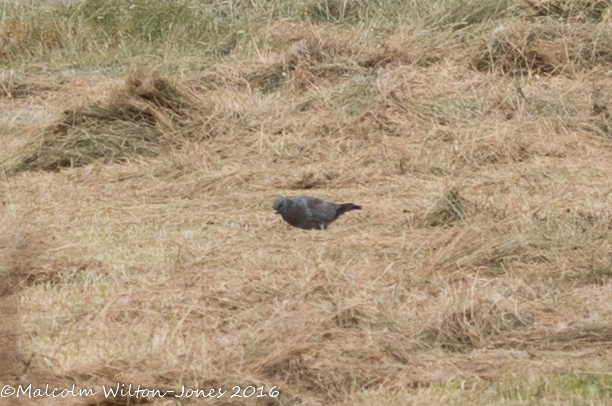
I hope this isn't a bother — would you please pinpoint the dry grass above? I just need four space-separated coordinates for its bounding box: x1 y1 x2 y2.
473 17 612 75
519 0 612 22
4 67 213 172
3 1 612 405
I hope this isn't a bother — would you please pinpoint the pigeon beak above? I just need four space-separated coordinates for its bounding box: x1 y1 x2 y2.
275 210 281 214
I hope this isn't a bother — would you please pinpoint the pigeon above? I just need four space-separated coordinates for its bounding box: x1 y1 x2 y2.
272 196 362 230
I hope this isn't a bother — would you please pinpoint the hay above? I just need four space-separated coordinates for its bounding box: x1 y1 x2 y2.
0 71 58 99
473 18 612 75
246 24 362 93
5 68 211 172
247 36 359 92
304 0 365 23
9 4 612 404
420 300 532 352
518 324 612 350
519 0 612 22
0 219 46 382
0 222 48 293
420 188 476 227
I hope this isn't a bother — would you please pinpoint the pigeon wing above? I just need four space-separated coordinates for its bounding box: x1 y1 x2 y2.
303 197 340 223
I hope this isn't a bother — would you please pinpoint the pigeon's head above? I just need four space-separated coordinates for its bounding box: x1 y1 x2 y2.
272 197 288 214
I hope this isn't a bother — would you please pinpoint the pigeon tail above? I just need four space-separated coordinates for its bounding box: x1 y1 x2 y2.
337 203 362 216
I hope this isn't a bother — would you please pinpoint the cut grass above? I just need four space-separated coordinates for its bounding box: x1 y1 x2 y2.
351 371 612 405
4 67 211 172
3 1 612 405
473 17 612 75
0 0 514 69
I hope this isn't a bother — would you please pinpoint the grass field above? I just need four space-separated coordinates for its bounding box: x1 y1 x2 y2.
3 0 612 405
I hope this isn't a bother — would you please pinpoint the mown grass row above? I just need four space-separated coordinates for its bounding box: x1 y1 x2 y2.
3 0 611 71
0 0 517 67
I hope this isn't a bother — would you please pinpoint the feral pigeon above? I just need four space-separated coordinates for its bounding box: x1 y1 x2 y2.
272 196 361 230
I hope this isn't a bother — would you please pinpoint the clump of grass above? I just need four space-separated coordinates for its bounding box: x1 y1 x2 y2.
420 300 532 352
303 0 366 23
0 71 59 99
420 188 475 227
5 68 211 172
289 171 331 190
247 32 360 93
519 0 612 22
435 0 514 28
473 18 612 75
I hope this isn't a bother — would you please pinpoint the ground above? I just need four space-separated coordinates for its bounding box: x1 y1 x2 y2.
2 0 612 405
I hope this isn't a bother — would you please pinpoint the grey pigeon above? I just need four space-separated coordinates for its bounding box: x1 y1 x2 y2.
272 196 362 230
